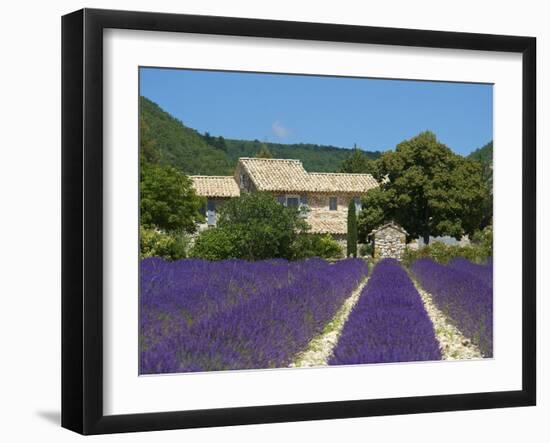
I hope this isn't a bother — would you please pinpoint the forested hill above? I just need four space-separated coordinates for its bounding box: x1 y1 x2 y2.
140 96 381 175
468 141 493 188
223 139 380 172
140 96 233 175
468 141 492 164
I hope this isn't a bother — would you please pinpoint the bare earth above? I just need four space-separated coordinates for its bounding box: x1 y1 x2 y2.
410 277 483 360
290 276 369 368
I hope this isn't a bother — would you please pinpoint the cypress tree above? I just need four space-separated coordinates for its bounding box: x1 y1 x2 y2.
257 144 273 158
347 200 358 257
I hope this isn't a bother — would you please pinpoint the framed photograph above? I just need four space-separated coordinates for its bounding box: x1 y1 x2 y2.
61 8 536 435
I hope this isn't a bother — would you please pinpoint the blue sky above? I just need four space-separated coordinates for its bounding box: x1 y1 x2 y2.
140 67 493 155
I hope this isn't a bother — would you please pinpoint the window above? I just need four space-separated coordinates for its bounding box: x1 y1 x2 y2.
206 199 217 226
354 196 362 213
298 195 308 218
278 195 305 209
286 197 300 208
329 196 337 211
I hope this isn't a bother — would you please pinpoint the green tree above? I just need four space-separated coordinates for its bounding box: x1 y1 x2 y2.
139 117 160 164
191 192 308 260
468 141 493 188
140 162 205 232
347 200 358 257
468 141 493 228
357 187 395 242
213 135 228 152
256 144 273 158
358 131 488 244
340 145 377 175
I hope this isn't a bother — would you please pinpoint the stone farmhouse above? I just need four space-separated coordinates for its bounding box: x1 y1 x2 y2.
191 157 379 245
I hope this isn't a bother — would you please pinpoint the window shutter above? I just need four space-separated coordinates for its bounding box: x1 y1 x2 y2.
300 195 308 205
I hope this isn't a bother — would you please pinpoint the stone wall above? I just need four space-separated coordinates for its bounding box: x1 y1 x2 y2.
233 163 258 193
276 192 357 232
306 193 355 210
373 225 407 261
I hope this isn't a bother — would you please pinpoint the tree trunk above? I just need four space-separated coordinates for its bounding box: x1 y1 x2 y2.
423 233 430 245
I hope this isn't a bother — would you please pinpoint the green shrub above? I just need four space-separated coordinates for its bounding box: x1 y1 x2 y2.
471 224 493 257
140 226 189 260
359 242 373 257
320 235 344 259
201 192 308 261
291 234 343 260
189 228 238 261
402 240 491 267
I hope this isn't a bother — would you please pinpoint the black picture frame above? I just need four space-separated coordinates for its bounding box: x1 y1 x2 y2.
62 8 536 435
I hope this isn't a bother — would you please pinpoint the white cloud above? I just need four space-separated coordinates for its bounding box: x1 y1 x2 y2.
272 120 291 138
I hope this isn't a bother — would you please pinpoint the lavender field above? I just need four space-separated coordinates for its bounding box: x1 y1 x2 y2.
330 259 441 365
139 255 492 375
411 258 493 357
140 257 368 374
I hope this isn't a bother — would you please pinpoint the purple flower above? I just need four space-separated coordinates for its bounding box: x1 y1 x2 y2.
411 257 493 357
329 259 441 365
140 257 369 374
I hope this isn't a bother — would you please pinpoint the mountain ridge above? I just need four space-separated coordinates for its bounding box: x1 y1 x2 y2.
140 96 382 175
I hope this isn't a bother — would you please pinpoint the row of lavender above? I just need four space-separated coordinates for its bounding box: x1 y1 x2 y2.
411 257 493 357
448 257 493 289
330 259 441 365
140 257 368 374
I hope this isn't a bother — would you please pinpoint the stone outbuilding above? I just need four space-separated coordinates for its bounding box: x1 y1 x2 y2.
370 221 408 261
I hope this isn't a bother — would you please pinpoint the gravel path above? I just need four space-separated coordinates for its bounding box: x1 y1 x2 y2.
410 276 483 360
290 276 369 368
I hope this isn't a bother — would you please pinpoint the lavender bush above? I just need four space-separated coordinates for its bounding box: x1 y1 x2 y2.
329 259 441 365
411 257 493 357
140 257 368 374
447 257 493 288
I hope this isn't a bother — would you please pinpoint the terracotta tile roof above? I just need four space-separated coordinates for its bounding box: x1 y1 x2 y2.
238 158 310 192
307 172 379 193
306 211 348 235
369 221 408 236
190 176 240 198
238 158 378 193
